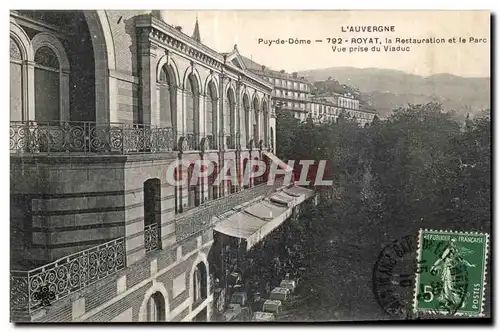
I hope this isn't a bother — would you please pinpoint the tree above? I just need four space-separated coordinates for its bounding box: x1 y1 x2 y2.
275 102 491 319
277 101 490 236
275 108 300 159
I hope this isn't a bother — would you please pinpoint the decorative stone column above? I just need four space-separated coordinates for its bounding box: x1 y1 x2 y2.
138 36 160 126
198 93 205 143
60 69 70 122
175 86 183 138
23 60 35 121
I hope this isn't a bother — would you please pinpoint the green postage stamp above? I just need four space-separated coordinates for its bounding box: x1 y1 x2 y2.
413 229 489 317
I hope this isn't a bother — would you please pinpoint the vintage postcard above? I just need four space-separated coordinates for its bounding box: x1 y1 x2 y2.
9 10 490 322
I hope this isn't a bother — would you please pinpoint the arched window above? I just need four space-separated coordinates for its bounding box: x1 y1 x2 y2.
10 37 23 121
34 46 61 122
242 158 250 188
208 161 218 200
226 166 233 195
262 100 269 147
225 88 236 149
146 292 166 322
144 178 161 252
187 163 200 209
253 98 260 144
243 94 250 146
253 157 263 185
186 73 200 149
193 262 208 307
206 81 217 149
158 65 177 129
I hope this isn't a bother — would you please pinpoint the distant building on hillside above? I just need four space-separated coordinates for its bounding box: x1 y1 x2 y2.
237 57 377 127
309 92 376 126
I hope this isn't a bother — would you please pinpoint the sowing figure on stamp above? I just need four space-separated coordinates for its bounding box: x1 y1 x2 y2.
429 238 475 309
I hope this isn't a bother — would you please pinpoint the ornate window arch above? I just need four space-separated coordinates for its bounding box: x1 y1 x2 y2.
206 80 218 149
185 73 200 149
242 93 250 146
252 96 260 144
262 99 269 148
143 178 161 252
187 162 201 208
189 252 209 311
10 21 34 121
225 88 236 149
32 32 70 122
207 160 219 200
157 64 177 129
138 282 169 322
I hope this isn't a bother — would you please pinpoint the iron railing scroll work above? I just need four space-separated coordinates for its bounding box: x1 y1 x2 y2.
10 121 177 155
144 223 159 253
10 237 126 316
175 176 285 242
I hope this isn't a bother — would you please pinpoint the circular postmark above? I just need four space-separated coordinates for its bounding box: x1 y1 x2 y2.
372 235 469 320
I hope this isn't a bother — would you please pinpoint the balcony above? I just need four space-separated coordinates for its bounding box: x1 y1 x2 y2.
184 132 200 151
10 121 176 155
10 237 126 316
175 177 285 241
220 132 240 150
206 134 217 150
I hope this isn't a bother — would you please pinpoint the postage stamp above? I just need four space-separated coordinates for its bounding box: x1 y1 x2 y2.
413 229 489 317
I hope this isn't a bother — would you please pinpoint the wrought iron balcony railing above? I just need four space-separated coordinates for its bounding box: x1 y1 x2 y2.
10 121 177 155
144 223 159 253
10 237 126 315
206 134 217 150
220 132 240 150
175 176 285 241
184 132 200 151
226 134 235 149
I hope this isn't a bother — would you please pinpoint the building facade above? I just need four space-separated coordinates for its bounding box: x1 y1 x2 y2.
10 10 313 322
241 58 377 126
309 93 376 126
241 58 312 122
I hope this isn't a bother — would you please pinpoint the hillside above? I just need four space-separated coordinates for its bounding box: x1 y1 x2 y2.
298 67 490 119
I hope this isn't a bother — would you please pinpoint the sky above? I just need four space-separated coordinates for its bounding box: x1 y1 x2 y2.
162 10 490 78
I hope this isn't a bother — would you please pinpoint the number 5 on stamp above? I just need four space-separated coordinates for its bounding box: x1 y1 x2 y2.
413 229 489 317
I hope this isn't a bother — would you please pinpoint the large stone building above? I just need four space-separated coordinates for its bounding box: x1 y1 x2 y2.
10 10 313 322
241 58 377 126
242 57 312 122
309 92 377 127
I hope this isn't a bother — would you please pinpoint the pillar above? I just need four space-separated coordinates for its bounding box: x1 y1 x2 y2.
60 70 70 122
139 40 159 126
24 60 35 121
175 87 183 136
198 93 205 140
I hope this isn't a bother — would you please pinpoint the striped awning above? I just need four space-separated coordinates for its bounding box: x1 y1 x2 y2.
213 185 316 250
213 200 293 250
269 191 296 206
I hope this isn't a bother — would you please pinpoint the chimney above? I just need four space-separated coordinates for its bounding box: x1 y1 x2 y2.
261 65 266 71
292 72 298 78
175 26 182 32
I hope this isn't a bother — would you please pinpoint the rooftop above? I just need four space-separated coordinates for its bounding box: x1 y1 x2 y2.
240 56 311 84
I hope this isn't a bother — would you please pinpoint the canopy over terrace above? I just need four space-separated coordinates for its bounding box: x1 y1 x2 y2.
262 151 294 173
213 185 314 250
